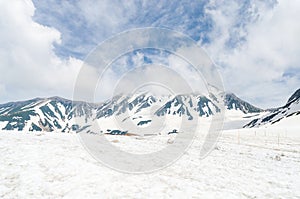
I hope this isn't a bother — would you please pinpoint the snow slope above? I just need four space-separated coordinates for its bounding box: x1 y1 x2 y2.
0 128 299 198
245 88 300 128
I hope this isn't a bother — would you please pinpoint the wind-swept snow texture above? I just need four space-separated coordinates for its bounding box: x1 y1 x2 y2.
0 128 299 198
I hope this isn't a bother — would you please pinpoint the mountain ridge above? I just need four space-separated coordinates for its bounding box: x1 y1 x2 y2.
244 88 300 128
0 91 264 132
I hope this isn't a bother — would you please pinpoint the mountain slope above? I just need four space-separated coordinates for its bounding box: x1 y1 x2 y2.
244 88 300 128
224 93 262 113
0 97 96 132
0 92 263 132
154 94 220 120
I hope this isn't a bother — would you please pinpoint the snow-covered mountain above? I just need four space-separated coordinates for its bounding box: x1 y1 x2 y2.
0 92 262 132
244 88 300 128
154 94 220 120
0 97 96 132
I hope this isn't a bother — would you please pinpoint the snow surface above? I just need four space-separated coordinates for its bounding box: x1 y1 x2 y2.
0 127 300 198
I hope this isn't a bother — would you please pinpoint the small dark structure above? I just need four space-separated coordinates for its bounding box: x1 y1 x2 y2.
168 129 178 135
106 129 128 135
137 120 152 126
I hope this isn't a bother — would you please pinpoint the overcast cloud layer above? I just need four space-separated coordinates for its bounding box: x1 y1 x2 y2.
0 0 299 108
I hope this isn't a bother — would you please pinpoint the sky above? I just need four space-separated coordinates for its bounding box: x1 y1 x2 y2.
0 0 300 108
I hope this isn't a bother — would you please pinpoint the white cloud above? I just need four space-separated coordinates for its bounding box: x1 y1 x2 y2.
92 55 196 101
0 0 82 102
204 0 300 108
91 48 214 101
1 0 299 109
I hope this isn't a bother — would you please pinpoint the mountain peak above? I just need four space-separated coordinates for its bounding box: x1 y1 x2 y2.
287 88 300 104
224 92 263 113
0 92 263 132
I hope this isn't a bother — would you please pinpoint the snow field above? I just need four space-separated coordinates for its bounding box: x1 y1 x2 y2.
0 128 299 198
